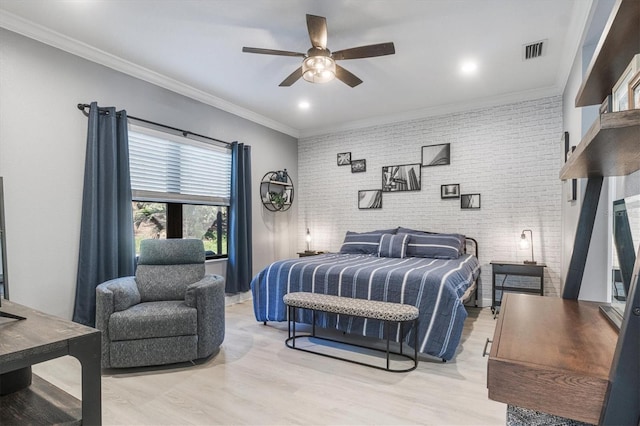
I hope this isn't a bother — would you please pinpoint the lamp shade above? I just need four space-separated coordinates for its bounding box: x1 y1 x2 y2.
302 56 336 84
519 229 536 264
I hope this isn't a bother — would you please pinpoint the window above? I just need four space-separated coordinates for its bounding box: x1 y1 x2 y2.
128 126 231 259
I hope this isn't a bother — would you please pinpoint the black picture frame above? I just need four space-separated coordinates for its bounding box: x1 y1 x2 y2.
461 193 481 209
351 159 366 173
337 152 351 166
421 143 450 167
441 184 460 199
358 190 382 209
382 163 421 192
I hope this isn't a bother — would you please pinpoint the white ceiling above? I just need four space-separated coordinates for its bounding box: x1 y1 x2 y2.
0 0 592 138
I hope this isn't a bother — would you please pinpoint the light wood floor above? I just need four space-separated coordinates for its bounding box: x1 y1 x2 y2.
33 301 506 425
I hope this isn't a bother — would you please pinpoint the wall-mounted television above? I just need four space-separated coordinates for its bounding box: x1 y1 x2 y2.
0 176 7 303
604 193 640 328
0 177 25 320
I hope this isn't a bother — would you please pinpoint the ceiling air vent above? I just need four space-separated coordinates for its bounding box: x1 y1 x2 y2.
523 40 546 60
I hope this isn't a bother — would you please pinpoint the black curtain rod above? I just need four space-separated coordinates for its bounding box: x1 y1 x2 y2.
77 103 231 147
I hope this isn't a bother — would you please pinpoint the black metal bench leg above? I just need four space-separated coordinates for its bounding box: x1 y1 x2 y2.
292 306 297 348
385 321 390 371
414 319 418 369
312 310 316 337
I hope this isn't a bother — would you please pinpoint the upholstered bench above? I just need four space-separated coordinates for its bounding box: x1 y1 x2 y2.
282 292 419 372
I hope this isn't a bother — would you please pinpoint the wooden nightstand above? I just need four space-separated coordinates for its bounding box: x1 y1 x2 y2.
490 261 546 315
297 251 326 257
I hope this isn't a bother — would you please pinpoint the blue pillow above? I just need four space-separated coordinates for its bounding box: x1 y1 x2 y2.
339 230 392 254
378 233 409 258
398 227 465 256
401 232 465 259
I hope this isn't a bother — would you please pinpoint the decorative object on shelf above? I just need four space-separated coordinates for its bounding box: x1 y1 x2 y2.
337 152 351 166
305 228 312 252
600 95 612 114
421 143 450 167
519 229 536 265
460 193 480 209
275 169 288 182
612 53 639 112
351 159 366 173
260 170 294 212
382 163 421 192
441 184 460 199
562 132 577 202
358 190 382 209
630 71 640 109
269 191 288 209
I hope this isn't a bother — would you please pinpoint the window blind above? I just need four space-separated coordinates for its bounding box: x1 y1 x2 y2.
128 126 231 205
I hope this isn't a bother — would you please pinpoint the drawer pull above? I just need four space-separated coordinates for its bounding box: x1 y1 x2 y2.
482 338 493 357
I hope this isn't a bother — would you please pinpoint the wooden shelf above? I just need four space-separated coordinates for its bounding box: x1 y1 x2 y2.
0 374 82 425
559 109 640 179
575 0 640 107
487 294 618 424
260 170 294 212
261 180 291 187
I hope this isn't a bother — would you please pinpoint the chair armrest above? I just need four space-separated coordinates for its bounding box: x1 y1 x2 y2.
185 274 225 358
95 276 140 368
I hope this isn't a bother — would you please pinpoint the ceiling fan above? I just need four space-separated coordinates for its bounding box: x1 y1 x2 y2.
242 14 395 88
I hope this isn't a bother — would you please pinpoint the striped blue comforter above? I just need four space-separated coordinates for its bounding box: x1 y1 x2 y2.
250 253 480 360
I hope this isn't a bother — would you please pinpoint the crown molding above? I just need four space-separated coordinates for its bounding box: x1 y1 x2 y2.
299 86 563 138
0 10 300 138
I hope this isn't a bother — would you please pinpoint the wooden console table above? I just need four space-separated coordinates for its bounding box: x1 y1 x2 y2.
487 293 618 424
0 300 102 425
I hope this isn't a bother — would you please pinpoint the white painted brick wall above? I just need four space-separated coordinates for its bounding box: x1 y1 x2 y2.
298 96 563 306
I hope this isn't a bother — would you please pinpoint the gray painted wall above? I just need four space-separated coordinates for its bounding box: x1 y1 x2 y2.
0 29 298 318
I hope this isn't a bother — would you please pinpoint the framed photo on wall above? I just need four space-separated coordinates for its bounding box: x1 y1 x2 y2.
382 163 421 192
461 194 481 209
351 159 366 173
441 184 460 199
358 190 382 209
337 152 351 166
421 143 450 167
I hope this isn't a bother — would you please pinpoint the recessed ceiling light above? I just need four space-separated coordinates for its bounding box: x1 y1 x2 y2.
460 61 478 75
298 101 310 110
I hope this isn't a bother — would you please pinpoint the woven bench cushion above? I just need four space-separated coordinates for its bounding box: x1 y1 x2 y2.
283 292 419 322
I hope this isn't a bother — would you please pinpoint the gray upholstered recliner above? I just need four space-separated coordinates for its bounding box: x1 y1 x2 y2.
96 239 225 369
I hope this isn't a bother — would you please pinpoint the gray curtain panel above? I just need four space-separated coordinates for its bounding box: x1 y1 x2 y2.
73 102 136 326
226 142 252 293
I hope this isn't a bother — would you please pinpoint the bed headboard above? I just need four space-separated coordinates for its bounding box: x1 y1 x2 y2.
464 237 479 258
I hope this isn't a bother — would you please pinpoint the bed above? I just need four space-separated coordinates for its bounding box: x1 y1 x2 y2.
250 228 480 361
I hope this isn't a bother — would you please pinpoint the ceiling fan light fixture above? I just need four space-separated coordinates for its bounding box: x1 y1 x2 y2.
302 56 336 84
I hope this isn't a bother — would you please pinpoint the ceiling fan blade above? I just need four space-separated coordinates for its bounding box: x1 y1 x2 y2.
335 64 363 88
332 42 396 60
306 14 328 49
242 47 305 57
279 67 303 87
